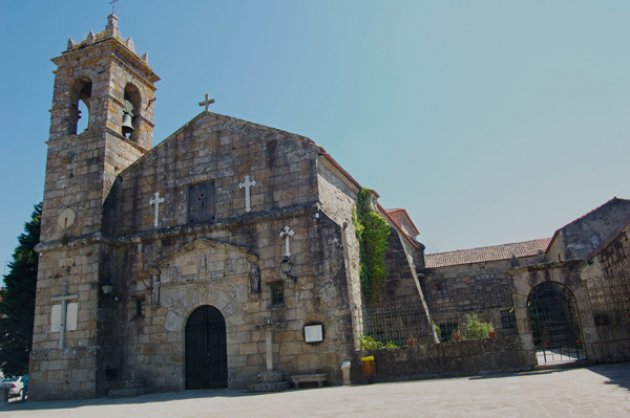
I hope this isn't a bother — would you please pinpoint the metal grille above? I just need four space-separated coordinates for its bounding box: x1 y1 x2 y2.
587 274 630 330
352 305 434 346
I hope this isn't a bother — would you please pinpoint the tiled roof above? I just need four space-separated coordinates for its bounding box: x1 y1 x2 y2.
386 208 420 237
425 238 551 268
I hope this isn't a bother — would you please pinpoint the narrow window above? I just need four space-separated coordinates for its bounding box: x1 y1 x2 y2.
122 83 141 140
500 309 516 329
270 281 284 306
70 78 92 135
135 297 145 318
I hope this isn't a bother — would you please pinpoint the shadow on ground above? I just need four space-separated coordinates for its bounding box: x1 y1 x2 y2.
0 388 256 412
586 362 630 391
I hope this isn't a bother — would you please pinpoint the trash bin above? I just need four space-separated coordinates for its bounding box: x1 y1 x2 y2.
360 355 375 383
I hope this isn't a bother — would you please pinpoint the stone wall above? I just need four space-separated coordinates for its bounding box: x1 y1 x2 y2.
316 157 363 347
547 198 630 262
580 223 630 362
29 243 103 399
423 258 538 340
350 336 535 383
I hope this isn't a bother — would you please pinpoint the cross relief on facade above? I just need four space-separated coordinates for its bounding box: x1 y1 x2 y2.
149 191 165 228
280 225 295 257
238 175 257 212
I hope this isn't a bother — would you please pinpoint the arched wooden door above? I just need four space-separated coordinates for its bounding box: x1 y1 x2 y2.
185 305 228 389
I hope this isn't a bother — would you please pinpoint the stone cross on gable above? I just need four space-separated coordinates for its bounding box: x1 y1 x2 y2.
280 226 295 257
238 175 257 212
149 192 165 228
198 93 215 112
50 283 79 349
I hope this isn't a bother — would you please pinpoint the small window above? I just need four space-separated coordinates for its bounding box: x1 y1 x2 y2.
438 322 459 342
135 297 145 318
270 281 284 306
435 283 448 299
500 310 516 329
189 182 216 223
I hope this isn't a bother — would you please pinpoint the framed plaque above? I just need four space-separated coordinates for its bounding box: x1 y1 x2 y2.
304 323 324 344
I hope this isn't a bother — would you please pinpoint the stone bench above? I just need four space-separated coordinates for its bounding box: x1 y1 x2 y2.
290 373 328 388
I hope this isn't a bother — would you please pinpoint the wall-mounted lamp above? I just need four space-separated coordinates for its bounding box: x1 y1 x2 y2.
280 256 297 283
102 283 114 295
101 281 119 301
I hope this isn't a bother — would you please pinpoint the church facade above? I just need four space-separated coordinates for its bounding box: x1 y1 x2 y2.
30 15 430 399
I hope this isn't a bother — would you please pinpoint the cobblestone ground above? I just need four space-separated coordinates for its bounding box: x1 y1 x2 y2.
2 363 629 418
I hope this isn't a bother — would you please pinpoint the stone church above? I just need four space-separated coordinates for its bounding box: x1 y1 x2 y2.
30 15 431 399
30 14 630 400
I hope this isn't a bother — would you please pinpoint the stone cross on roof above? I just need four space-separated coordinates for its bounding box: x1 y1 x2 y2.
109 0 119 13
198 93 215 112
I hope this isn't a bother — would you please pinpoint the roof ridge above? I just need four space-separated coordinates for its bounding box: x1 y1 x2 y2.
426 237 551 257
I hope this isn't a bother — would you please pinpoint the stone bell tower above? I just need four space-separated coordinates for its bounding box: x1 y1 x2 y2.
30 14 159 399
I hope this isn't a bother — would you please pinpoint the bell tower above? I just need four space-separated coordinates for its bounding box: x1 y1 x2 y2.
42 13 159 242
31 14 159 400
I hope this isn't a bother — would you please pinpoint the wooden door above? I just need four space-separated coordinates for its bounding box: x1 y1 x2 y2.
185 305 227 389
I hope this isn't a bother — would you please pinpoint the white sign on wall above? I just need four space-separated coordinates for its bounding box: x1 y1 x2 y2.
304 323 324 344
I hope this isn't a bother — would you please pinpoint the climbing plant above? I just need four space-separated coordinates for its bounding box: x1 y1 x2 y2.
353 189 391 305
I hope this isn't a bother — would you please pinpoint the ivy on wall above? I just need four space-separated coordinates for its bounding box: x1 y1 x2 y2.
353 189 391 305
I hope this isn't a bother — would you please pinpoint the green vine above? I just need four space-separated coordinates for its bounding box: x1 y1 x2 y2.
353 188 391 305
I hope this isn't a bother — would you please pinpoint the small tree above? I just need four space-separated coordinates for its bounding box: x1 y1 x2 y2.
0 203 41 375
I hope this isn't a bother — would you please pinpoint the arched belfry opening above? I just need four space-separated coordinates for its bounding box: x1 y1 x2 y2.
70 78 92 135
185 305 228 389
527 281 586 365
122 83 141 139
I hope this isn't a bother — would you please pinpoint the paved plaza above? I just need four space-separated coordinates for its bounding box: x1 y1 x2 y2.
1 363 629 418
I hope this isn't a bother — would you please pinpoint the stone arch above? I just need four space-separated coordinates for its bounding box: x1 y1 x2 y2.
69 76 93 134
527 281 582 349
122 82 142 140
511 263 594 364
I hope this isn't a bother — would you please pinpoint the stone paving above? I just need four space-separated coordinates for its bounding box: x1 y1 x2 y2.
1 363 629 418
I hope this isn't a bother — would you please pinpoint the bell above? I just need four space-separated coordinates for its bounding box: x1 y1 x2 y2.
122 112 134 136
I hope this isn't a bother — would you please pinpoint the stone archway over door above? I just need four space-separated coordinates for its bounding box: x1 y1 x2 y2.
185 305 228 389
527 282 586 365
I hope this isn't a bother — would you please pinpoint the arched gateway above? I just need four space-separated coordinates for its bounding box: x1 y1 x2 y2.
185 305 228 389
527 281 586 364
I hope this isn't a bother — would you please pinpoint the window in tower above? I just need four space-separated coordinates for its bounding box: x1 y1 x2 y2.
70 78 92 135
123 83 142 140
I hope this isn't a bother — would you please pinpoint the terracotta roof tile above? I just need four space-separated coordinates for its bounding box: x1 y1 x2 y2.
425 238 551 268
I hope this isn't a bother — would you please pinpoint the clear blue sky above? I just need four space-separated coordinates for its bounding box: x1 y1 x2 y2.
2 1 630 281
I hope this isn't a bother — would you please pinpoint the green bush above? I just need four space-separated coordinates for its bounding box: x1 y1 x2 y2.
462 314 494 340
359 335 399 350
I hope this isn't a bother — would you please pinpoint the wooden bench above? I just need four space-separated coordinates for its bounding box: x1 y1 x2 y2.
290 373 328 388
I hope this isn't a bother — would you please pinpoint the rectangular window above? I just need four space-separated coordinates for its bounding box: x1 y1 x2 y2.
135 297 145 318
500 309 516 329
189 182 215 223
270 281 284 306
438 322 459 342
435 283 448 299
